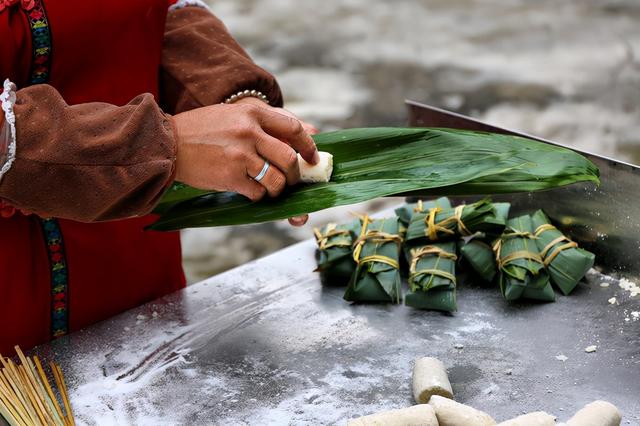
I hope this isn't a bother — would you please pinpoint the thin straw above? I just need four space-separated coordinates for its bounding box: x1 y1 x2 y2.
1 360 38 425
33 356 65 424
14 348 58 425
0 380 28 426
51 363 74 426
0 371 30 426
15 366 48 425
0 348 75 426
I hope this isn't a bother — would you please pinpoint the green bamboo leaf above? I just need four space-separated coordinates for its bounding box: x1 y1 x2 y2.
150 127 599 230
154 182 212 214
460 239 497 283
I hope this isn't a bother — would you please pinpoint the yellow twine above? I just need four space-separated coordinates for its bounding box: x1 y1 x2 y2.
409 245 458 284
534 223 556 237
454 205 472 236
425 208 456 241
413 200 424 213
358 255 400 269
424 205 471 241
313 223 351 250
352 215 402 269
493 231 543 269
534 223 579 266
411 268 457 284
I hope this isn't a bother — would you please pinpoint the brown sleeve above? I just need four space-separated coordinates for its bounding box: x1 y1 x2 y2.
0 84 177 222
160 7 283 114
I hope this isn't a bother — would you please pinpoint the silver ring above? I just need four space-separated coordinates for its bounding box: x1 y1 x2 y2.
253 160 270 182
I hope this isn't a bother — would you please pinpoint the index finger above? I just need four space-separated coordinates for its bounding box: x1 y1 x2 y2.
256 109 319 164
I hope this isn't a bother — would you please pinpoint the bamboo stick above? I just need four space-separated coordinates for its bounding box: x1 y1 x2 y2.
28 358 64 426
0 374 30 426
34 356 65 425
18 365 50 425
0 382 28 426
1 360 38 425
51 363 74 426
0 347 75 426
15 348 57 424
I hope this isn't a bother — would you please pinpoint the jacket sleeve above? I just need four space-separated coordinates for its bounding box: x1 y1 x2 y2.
0 84 178 222
160 6 284 114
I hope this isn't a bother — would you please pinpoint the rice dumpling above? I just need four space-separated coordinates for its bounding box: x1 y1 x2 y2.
405 242 458 311
531 210 595 295
343 216 403 303
406 199 506 244
495 215 555 302
314 220 360 286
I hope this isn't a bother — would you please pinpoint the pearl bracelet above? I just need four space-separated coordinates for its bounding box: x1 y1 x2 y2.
223 89 269 105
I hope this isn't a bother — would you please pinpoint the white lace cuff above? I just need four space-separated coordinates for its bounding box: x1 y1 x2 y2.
0 79 17 183
168 0 210 12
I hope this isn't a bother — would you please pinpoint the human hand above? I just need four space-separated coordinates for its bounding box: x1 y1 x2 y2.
233 98 319 227
234 97 318 136
172 102 319 203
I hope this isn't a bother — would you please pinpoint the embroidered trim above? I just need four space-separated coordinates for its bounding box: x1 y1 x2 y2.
0 79 17 182
40 218 70 338
26 0 52 84
22 0 69 339
168 0 209 11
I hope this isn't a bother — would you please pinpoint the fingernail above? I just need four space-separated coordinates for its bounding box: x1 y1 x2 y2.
312 151 320 164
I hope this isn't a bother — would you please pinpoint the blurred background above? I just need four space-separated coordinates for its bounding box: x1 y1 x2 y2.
182 0 640 282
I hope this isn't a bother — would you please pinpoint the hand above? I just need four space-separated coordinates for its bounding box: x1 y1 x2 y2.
234 98 319 228
234 97 319 136
172 102 319 203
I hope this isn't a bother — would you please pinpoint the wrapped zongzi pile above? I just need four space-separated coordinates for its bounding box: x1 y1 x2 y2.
495 215 555 302
531 210 595 295
344 216 403 303
313 197 596 312
399 198 458 311
314 220 360 286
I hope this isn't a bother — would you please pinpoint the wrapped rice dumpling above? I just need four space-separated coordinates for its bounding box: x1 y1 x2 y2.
406 199 506 244
314 220 360 286
495 215 555 302
460 239 496 283
459 202 510 282
531 210 595 295
395 197 452 227
405 242 458 311
344 216 403 303
398 198 452 262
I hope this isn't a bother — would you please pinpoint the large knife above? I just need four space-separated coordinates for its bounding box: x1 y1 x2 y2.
404 100 640 276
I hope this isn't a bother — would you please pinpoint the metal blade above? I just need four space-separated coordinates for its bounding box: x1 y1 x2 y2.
404 100 640 277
